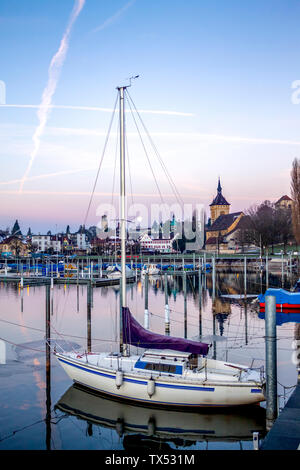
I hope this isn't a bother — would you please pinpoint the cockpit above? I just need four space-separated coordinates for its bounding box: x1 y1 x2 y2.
133 349 200 376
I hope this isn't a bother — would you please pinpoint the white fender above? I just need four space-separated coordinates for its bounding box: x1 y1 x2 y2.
115 370 123 389
147 378 155 397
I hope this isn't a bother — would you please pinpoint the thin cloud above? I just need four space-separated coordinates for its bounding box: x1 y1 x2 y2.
0 189 196 198
91 0 136 33
18 0 85 194
39 126 300 145
0 167 96 187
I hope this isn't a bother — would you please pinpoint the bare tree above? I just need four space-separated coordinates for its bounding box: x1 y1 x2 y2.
275 206 293 253
291 158 300 245
242 201 293 254
245 201 275 254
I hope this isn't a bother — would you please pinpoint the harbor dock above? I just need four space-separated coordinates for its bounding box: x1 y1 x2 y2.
261 374 300 450
0 274 136 287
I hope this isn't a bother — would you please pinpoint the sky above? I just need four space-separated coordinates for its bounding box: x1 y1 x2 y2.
1 0 300 233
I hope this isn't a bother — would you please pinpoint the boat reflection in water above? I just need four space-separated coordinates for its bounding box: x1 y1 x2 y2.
55 384 266 450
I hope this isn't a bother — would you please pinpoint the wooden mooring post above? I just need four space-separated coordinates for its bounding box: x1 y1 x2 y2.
183 271 187 338
144 273 149 329
164 273 170 335
198 271 202 337
45 282 51 450
87 281 92 353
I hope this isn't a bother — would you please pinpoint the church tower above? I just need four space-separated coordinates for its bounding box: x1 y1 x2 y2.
209 178 230 224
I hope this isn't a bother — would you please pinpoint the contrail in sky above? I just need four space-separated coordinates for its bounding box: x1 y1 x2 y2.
91 0 136 33
18 0 85 193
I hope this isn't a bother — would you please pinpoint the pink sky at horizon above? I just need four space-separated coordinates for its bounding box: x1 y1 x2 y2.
0 180 291 234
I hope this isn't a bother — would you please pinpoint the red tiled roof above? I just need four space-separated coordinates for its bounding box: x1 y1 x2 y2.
276 195 292 203
0 235 25 245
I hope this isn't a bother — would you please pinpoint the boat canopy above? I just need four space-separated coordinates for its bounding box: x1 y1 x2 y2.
122 307 209 356
258 288 300 305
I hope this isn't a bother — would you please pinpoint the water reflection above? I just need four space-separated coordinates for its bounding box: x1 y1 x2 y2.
1 269 299 450
258 312 300 326
55 384 266 449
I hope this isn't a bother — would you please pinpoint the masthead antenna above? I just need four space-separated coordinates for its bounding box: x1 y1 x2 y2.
117 75 140 90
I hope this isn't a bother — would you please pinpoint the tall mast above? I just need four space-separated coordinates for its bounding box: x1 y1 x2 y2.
117 77 139 355
118 86 126 354
119 86 126 307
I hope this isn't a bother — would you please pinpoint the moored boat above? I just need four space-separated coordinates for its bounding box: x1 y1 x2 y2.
55 82 265 408
105 264 134 280
141 264 160 276
55 306 265 407
258 288 300 311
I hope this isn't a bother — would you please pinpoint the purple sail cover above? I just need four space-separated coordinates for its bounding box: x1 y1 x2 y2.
122 307 209 356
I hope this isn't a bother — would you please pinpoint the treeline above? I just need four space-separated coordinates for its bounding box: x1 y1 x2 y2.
240 157 300 255
238 201 293 254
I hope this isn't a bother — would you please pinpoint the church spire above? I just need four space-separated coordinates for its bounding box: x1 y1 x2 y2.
11 219 22 238
209 177 230 224
210 178 230 207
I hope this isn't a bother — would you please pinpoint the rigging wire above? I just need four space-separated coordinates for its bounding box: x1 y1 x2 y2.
125 88 184 206
83 93 119 227
110 114 120 207
125 91 165 205
125 127 135 206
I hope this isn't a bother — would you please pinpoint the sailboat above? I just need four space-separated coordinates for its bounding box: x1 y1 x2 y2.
106 264 134 280
55 83 265 407
141 264 160 276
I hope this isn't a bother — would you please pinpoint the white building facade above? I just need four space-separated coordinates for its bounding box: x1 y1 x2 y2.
139 233 175 253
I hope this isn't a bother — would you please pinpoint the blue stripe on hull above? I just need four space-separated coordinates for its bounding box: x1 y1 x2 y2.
56 356 265 408
156 382 214 392
58 357 215 392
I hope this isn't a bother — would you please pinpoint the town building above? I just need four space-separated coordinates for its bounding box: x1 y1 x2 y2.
11 220 22 238
68 225 91 252
205 179 246 253
31 234 62 253
209 179 230 225
139 233 176 253
0 236 30 256
275 195 293 210
31 234 51 252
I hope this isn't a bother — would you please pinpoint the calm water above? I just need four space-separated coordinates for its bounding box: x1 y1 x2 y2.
0 271 299 450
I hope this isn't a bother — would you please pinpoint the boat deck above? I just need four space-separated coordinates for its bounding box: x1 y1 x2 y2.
62 352 261 385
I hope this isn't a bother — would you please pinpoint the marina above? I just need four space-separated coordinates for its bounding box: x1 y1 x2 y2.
0 268 299 450
2 0 300 454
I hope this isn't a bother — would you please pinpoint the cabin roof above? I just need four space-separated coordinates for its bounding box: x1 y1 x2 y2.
142 349 191 360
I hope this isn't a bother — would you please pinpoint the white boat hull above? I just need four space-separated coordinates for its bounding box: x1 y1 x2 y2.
55 353 265 408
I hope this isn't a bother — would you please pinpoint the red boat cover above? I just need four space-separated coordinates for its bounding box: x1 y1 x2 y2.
122 307 209 356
